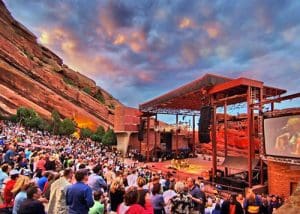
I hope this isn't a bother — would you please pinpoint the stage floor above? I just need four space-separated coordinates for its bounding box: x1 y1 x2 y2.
145 157 214 180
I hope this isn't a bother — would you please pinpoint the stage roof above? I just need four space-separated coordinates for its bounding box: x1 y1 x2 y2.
139 73 286 115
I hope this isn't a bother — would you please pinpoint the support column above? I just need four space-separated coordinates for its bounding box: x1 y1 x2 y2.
176 114 179 157
211 97 217 182
154 115 158 159
139 117 142 153
192 115 196 157
259 87 264 185
271 102 274 112
224 101 228 158
146 116 150 162
247 86 253 188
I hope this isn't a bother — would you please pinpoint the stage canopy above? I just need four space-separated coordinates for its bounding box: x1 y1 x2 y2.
139 73 286 115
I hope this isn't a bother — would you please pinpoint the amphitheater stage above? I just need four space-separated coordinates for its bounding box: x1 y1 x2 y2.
143 155 256 180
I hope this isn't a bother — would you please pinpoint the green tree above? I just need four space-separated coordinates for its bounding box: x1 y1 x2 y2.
17 107 36 122
23 116 43 129
102 129 117 146
91 134 102 142
80 127 93 139
95 126 105 138
94 91 105 104
82 87 91 95
9 115 18 123
58 118 76 135
51 110 61 134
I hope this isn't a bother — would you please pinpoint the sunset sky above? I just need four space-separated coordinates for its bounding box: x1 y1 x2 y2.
4 0 300 109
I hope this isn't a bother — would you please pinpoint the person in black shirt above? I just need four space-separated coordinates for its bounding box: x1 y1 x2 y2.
18 185 45 214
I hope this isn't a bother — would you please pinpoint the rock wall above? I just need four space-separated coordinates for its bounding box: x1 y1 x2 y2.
0 0 122 130
268 161 300 197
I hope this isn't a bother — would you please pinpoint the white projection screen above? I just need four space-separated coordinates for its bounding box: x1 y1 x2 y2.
264 115 300 158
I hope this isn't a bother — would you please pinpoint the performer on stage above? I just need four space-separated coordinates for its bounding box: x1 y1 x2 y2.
275 117 300 155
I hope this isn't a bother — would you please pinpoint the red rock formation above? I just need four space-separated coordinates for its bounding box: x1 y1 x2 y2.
0 0 121 130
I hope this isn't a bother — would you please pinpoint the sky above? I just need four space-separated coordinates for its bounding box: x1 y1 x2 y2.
4 0 300 110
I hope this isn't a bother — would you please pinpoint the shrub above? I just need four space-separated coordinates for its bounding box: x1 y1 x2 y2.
80 127 93 139
58 118 76 135
63 77 76 86
94 91 105 104
82 87 91 95
102 129 117 146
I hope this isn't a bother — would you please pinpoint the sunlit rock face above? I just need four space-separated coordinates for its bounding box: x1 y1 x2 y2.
0 0 121 130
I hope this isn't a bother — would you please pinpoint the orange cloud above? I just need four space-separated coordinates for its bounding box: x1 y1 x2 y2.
179 17 195 29
113 34 125 45
203 22 221 39
138 72 153 82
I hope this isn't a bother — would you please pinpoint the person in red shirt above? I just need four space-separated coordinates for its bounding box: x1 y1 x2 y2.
118 186 153 214
221 194 244 214
36 155 46 172
1 169 19 208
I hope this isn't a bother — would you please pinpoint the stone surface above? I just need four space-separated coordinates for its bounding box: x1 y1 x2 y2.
0 0 121 130
268 161 300 198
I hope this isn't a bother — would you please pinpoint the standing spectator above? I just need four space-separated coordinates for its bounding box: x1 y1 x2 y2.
244 189 261 214
260 195 269 214
44 155 56 171
163 181 176 214
104 166 115 189
268 195 279 214
36 154 46 172
42 172 58 200
2 169 19 208
221 194 243 214
89 190 105 214
127 170 138 187
66 169 94 214
0 164 10 191
212 203 221 214
37 171 51 191
151 183 165 214
4 145 15 164
18 185 45 214
12 176 31 214
170 181 193 214
137 176 148 207
48 168 73 214
119 186 153 214
187 177 206 214
110 177 125 213
88 165 107 192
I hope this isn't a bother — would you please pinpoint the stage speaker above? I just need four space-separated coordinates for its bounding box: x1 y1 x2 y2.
138 119 145 141
198 106 212 143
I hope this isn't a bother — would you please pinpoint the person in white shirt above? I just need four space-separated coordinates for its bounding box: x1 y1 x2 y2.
163 181 177 214
126 169 138 187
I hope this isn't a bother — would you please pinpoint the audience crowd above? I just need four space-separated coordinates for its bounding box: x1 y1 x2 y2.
0 121 285 214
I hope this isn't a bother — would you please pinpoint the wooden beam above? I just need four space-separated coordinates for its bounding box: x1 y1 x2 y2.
224 101 228 158
211 96 217 182
176 114 179 157
146 116 150 162
192 115 196 156
247 86 253 188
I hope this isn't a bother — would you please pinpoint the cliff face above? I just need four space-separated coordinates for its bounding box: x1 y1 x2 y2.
0 0 122 130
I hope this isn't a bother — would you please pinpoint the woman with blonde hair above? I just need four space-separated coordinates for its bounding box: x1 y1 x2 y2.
170 181 193 214
110 177 125 213
11 175 30 196
12 175 32 214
